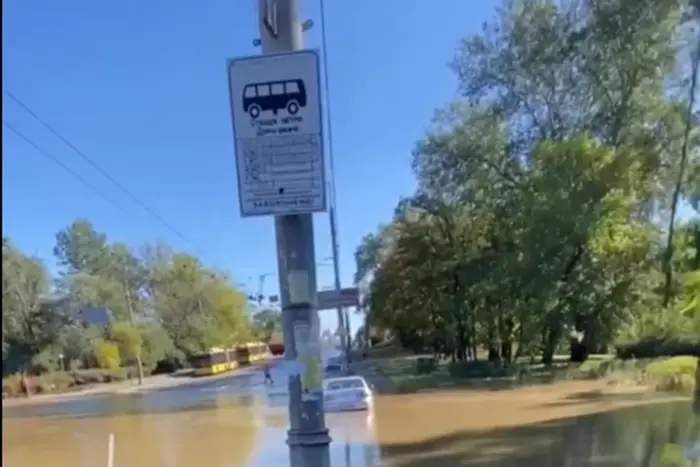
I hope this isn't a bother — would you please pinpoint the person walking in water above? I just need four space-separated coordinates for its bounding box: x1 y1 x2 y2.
20 370 32 398
263 363 274 385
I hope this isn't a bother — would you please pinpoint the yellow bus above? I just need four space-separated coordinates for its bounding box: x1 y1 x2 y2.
235 342 271 365
189 342 271 376
189 347 238 376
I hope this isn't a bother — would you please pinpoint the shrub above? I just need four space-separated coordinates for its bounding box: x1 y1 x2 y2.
33 372 74 394
108 322 143 364
93 339 121 370
69 368 128 385
447 360 513 379
2 368 131 397
615 336 700 359
659 443 688 467
415 357 438 374
2 373 23 398
643 356 698 394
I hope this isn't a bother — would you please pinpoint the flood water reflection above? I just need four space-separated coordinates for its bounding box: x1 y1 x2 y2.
3 380 698 467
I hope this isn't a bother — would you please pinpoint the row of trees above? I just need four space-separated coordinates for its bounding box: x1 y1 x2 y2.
355 0 700 364
2 219 281 378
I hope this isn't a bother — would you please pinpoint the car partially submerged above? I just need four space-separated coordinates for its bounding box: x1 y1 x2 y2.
323 376 373 412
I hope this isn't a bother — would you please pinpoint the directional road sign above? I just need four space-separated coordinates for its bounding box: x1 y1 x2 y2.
317 287 360 311
227 50 326 217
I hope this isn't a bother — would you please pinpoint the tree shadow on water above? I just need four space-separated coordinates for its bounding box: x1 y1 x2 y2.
378 401 695 467
534 389 689 409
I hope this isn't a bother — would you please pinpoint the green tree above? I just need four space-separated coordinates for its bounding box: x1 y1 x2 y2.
146 251 252 356
356 0 699 365
251 308 282 342
53 219 109 274
2 239 71 374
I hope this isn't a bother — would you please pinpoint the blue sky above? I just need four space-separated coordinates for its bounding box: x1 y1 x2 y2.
5 1 694 337
2 0 495 334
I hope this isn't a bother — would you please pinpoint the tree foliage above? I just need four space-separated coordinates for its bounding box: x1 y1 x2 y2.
356 0 700 364
2 219 255 377
251 308 282 342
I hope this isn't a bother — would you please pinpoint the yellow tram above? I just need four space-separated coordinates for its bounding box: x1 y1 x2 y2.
189 342 271 376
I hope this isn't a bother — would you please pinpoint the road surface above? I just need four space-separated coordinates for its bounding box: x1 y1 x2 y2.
2 361 696 467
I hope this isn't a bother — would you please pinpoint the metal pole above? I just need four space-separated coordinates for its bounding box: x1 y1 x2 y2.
318 0 348 365
329 206 348 361
344 307 351 354
123 277 144 385
256 1 331 466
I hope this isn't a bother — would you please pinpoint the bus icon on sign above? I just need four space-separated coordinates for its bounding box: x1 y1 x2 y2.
242 79 307 119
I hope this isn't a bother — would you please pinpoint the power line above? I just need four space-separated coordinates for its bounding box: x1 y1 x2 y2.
4 89 201 251
5 121 220 283
3 121 131 216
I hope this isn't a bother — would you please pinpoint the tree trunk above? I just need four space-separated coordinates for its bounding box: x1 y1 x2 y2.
662 36 699 306
569 339 589 363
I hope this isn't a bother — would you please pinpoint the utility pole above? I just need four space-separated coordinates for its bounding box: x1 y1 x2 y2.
123 278 144 385
318 0 349 364
329 207 349 362
256 1 331 466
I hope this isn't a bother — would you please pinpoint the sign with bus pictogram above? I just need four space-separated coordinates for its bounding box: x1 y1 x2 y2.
227 50 326 217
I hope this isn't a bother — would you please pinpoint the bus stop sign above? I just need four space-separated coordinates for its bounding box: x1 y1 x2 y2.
227 50 327 217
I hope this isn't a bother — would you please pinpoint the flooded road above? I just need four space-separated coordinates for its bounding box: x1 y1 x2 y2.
3 364 698 467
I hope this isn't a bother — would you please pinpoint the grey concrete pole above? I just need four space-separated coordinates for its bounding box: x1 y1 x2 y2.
255 1 332 465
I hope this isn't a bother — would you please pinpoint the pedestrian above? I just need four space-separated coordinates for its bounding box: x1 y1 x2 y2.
20 371 32 398
263 363 274 385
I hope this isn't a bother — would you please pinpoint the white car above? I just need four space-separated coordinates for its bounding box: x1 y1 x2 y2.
324 356 346 372
323 376 374 412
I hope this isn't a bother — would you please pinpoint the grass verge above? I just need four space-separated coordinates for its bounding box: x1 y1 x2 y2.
365 352 698 395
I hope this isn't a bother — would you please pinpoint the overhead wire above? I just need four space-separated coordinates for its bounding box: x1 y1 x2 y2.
4 121 152 280
4 120 219 291
3 121 132 217
3 89 204 253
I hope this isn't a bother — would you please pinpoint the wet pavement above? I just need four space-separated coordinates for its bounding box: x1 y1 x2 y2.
3 361 698 467
3 362 381 467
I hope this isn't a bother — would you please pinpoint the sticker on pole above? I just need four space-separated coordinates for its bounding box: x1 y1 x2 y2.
293 323 322 401
226 50 327 217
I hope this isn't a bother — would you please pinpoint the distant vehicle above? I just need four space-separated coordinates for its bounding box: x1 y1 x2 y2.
323 376 373 412
324 356 344 372
189 342 271 377
242 79 307 119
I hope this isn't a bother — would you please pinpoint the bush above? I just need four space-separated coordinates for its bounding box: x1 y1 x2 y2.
415 357 438 374
2 368 130 398
643 356 698 394
659 443 688 467
2 373 24 398
615 336 700 359
69 368 129 385
93 339 121 370
447 360 513 379
108 322 143 364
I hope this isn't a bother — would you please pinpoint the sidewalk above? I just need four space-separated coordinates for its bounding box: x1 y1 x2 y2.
2 367 260 407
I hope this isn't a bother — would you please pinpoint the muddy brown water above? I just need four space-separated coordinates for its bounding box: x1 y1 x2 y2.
2 380 697 467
